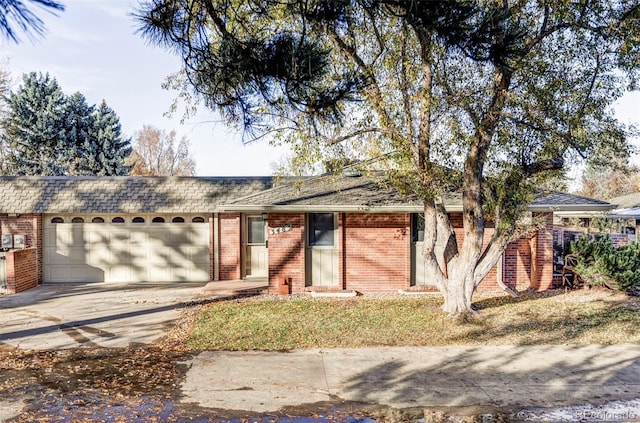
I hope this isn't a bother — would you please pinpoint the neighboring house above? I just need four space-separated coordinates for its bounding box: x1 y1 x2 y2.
607 192 640 236
0 174 615 295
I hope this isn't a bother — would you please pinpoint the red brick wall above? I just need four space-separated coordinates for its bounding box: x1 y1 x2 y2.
531 212 554 290
5 248 38 294
503 237 533 290
219 213 242 280
267 213 305 293
0 214 43 284
343 213 410 292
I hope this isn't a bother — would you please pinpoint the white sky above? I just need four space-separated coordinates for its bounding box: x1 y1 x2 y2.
1 0 639 180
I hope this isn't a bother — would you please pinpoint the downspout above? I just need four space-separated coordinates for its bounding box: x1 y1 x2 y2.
213 212 219 281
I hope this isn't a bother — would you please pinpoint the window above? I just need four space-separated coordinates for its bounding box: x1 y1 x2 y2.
411 214 425 242
247 216 265 244
152 217 165 223
112 217 125 223
91 217 105 223
192 217 205 223
71 217 84 223
51 217 64 223
308 213 335 247
132 217 145 223
172 217 185 223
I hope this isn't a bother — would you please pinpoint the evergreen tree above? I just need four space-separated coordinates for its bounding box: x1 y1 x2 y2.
2 72 132 176
64 91 94 174
4 71 68 175
86 100 132 176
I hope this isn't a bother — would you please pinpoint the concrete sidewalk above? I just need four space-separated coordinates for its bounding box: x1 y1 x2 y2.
181 345 640 414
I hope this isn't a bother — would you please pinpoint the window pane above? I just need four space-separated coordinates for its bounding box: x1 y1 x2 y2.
412 214 425 242
309 213 334 246
248 217 265 244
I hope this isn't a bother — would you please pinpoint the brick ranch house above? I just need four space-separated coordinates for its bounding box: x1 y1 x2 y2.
0 175 614 295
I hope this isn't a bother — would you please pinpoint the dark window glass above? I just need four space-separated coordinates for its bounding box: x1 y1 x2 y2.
132 217 145 223
172 217 185 223
112 217 125 223
412 214 425 242
192 217 205 223
91 217 105 223
51 217 64 223
152 217 165 223
308 213 334 246
71 217 84 223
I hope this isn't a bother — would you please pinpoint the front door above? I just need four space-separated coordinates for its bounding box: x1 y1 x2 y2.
305 213 339 287
244 215 268 278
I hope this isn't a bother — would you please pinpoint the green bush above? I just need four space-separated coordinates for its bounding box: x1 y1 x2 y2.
570 234 640 295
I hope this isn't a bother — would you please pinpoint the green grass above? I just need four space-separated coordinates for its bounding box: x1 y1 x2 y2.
186 290 640 350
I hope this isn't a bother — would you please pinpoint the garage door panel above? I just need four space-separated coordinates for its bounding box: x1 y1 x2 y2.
108 266 131 283
109 231 130 244
181 245 210 264
187 227 209 244
44 215 211 283
129 231 148 245
86 248 112 267
86 227 110 246
45 248 73 265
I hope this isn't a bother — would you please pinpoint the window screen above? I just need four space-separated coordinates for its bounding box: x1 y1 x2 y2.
308 213 334 246
247 217 265 244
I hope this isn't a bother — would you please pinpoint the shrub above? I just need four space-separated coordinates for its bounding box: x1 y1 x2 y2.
570 234 640 295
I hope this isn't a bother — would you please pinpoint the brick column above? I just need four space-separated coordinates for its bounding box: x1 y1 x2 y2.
531 212 554 290
268 213 305 294
219 213 242 280
5 248 38 294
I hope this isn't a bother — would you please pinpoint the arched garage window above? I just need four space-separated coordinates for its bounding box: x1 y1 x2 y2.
112 217 125 223
152 217 165 223
51 217 64 223
172 217 185 223
71 217 84 223
132 217 145 223
91 217 105 223
192 217 205 223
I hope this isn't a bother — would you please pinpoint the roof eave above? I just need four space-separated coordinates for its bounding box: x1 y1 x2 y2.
218 203 465 213
527 204 615 213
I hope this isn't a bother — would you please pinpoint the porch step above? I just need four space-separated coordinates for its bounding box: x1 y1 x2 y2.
200 280 269 296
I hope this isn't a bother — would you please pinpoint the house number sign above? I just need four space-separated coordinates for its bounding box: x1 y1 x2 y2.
270 224 292 235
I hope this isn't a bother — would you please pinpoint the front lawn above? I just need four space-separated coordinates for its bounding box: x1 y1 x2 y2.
187 289 640 350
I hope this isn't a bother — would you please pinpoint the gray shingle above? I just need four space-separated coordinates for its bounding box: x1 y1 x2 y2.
0 176 273 214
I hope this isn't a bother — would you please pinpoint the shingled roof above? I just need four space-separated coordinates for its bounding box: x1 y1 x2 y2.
221 173 615 213
0 176 274 214
221 172 424 212
528 192 614 212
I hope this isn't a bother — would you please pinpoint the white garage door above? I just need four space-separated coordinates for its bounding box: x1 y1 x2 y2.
44 214 210 283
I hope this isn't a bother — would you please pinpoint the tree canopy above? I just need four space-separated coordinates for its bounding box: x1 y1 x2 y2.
0 0 64 42
2 72 132 176
128 124 196 176
137 0 640 316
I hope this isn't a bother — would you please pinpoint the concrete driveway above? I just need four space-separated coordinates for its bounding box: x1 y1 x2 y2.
0 282 206 350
